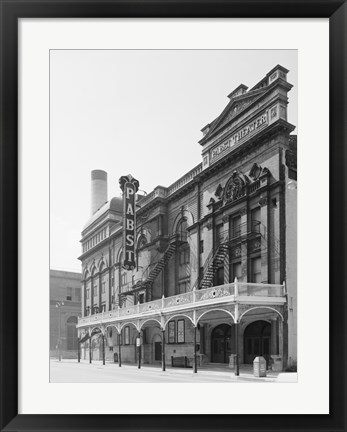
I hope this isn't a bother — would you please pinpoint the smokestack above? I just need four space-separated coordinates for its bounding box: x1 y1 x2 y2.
91 170 108 215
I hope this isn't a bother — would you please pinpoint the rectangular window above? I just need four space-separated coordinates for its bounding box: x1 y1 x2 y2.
178 280 189 294
101 304 106 312
138 293 145 304
86 289 90 299
231 216 241 238
66 287 72 301
215 267 224 286
124 326 130 345
251 257 262 283
168 321 176 344
121 273 126 285
75 288 81 302
232 262 242 280
216 223 224 246
251 207 261 233
102 281 105 294
179 248 190 265
177 319 185 343
94 285 98 296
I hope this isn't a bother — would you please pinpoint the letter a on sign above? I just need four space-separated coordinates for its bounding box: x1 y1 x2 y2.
119 174 139 270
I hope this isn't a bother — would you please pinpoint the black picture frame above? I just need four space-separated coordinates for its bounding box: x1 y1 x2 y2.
0 1 346 431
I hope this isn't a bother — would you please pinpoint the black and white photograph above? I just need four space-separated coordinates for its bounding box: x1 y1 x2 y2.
49 49 298 384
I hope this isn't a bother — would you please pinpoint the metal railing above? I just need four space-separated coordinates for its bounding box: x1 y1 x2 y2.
77 280 285 327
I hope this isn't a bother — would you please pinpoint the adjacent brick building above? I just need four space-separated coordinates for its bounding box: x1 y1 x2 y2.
50 269 82 357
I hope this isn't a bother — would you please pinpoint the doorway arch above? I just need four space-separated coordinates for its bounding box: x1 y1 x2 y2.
211 323 233 363
152 333 162 363
243 320 270 364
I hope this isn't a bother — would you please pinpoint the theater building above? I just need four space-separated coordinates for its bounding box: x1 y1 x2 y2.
77 65 297 372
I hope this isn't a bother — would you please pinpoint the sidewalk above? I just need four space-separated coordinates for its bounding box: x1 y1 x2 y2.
56 358 297 383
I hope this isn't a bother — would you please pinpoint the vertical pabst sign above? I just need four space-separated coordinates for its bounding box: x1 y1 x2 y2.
119 174 139 270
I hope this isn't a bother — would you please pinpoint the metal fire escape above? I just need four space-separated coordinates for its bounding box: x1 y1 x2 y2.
192 220 279 290
120 233 187 304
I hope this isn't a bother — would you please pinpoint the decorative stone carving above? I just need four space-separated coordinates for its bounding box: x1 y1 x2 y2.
249 238 261 252
206 197 215 210
270 106 278 119
259 196 268 207
231 247 242 258
214 184 223 200
222 214 229 223
223 171 249 203
249 163 262 180
239 207 247 216
204 222 213 230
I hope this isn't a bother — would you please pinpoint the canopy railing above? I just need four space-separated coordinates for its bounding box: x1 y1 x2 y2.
78 280 285 326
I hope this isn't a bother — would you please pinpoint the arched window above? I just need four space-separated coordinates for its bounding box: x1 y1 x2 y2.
66 316 78 350
176 218 190 293
177 218 188 242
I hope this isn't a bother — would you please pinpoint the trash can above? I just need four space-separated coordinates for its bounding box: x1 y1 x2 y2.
253 356 267 377
271 355 283 372
114 352 118 363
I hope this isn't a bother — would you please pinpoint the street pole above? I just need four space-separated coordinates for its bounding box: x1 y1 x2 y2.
77 339 80 363
89 336 92 364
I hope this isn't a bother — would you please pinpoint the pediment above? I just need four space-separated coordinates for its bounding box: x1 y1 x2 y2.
203 88 267 141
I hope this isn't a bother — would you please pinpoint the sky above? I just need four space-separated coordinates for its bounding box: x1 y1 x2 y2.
50 49 297 272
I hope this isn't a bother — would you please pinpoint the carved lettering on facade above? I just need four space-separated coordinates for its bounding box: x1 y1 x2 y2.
210 112 268 163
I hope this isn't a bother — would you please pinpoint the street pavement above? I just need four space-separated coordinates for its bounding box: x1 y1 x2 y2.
50 359 297 383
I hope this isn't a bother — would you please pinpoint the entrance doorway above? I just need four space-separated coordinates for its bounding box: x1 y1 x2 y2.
211 324 232 363
244 320 270 364
152 334 162 362
154 342 162 361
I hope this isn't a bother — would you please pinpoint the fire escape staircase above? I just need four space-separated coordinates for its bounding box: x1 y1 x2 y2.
192 242 229 291
120 233 186 302
192 220 281 291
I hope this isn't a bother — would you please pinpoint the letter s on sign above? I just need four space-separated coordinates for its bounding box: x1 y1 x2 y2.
126 234 134 246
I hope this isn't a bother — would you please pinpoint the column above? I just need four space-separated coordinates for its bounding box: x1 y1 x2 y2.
193 326 197 373
118 333 122 367
239 208 248 284
234 322 240 376
99 272 102 313
102 333 105 365
90 276 94 314
270 318 278 355
161 329 166 372
271 318 283 372
83 280 86 317
259 196 269 283
137 331 141 369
